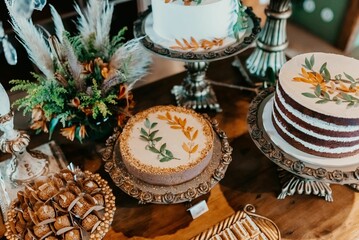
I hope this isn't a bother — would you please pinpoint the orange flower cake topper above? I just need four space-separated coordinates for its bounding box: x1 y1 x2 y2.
294 55 359 107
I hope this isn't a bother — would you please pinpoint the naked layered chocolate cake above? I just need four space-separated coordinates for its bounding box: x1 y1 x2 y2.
272 53 359 158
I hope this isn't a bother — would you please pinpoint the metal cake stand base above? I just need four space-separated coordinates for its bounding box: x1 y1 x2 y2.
172 62 221 112
248 88 359 202
277 169 333 202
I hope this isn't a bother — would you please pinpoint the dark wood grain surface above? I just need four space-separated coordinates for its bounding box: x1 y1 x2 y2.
1 57 359 240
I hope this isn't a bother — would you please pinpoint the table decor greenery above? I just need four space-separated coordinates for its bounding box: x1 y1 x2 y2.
5 0 151 142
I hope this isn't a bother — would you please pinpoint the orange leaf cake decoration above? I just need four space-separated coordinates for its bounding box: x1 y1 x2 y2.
157 112 199 159
294 55 359 107
170 37 224 51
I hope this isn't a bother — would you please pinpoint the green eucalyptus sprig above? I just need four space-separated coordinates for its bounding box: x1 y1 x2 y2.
140 118 180 162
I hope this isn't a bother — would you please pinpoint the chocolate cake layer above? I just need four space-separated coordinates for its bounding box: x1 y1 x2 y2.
272 114 359 158
273 105 359 148
274 92 359 138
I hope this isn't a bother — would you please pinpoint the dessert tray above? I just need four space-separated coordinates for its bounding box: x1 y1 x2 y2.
0 141 67 220
4 169 116 240
103 114 233 204
248 87 359 201
192 204 281 240
134 7 261 62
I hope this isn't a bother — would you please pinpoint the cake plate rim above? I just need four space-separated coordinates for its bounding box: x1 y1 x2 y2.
247 87 359 185
133 7 261 62
102 114 233 204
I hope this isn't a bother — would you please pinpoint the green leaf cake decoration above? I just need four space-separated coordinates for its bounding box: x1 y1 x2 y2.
294 55 359 107
140 118 179 162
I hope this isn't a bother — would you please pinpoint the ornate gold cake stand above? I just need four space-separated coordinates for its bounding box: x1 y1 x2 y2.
134 7 261 112
247 87 359 202
103 115 233 204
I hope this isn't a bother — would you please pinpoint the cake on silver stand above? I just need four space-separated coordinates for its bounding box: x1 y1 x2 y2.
134 7 261 112
248 88 359 202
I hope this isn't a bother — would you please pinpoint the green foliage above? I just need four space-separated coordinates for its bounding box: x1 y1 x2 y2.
302 55 315 70
300 55 359 107
233 3 248 41
109 27 127 56
140 118 179 162
10 77 67 118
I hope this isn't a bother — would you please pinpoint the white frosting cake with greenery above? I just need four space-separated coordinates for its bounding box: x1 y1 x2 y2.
151 0 247 51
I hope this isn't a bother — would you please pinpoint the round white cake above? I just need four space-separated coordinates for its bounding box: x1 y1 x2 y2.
152 0 240 43
272 52 359 158
120 105 214 185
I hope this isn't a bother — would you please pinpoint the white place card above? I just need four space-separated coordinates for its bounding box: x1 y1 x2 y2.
187 200 209 219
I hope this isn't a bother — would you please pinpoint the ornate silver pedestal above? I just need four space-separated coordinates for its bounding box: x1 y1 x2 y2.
246 0 292 78
171 62 220 111
134 7 261 112
248 88 359 202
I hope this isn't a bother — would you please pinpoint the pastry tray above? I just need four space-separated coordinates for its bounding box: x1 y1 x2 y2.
0 141 68 220
192 204 281 240
103 114 233 204
247 87 359 185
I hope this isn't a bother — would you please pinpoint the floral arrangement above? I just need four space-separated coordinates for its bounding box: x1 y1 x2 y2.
294 55 359 107
6 0 151 142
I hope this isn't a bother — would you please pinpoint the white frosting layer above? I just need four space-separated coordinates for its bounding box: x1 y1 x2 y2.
152 0 238 41
273 111 359 154
278 52 359 118
276 84 359 132
274 97 359 142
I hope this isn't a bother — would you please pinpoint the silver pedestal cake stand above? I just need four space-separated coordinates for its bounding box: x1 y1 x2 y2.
134 7 261 112
248 88 359 202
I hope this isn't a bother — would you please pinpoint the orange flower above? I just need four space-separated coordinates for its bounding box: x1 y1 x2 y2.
69 97 81 108
117 114 128 127
94 57 110 79
79 125 87 139
30 105 48 133
81 107 93 116
60 125 76 141
101 67 109 79
118 84 128 100
82 61 94 74
31 105 45 122
30 119 48 133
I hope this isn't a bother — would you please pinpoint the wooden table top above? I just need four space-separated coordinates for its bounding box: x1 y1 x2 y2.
1 56 359 240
